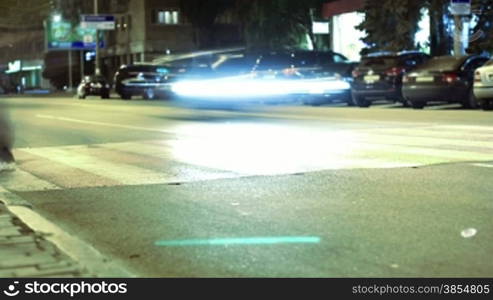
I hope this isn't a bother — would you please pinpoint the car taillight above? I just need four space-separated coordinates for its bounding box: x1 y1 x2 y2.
475 71 482 83
442 72 459 84
352 69 362 78
386 67 405 77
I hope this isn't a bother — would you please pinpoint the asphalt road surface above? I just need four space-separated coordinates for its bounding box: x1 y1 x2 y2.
1 95 493 277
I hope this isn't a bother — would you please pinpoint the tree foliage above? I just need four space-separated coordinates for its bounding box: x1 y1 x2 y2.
468 0 493 54
179 0 235 49
235 0 325 50
357 0 424 55
42 51 81 90
358 0 493 56
426 0 451 56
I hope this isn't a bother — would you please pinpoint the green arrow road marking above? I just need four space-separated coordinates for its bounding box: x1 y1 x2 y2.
155 237 321 247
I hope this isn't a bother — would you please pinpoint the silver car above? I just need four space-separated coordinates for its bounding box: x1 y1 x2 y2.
474 59 493 110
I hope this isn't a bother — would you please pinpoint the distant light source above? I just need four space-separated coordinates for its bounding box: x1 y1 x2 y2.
312 22 330 34
52 14 62 23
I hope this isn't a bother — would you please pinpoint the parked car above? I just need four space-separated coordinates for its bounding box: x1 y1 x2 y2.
113 64 171 100
170 50 355 106
351 51 430 107
254 50 356 105
402 55 490 109
473 59 493 111
77 75 110 99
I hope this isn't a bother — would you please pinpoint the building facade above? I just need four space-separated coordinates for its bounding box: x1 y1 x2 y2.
100 0 242 79
0 0 53 92
0 0 242 91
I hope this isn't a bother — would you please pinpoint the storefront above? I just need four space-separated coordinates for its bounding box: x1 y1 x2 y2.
4 59 50 92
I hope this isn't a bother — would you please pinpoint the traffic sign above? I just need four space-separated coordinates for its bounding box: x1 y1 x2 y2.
450 0 471 15
46 18 104 50
81 15 115 30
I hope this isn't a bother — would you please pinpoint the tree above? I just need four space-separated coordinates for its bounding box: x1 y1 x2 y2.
357 0 425 55
235 0 325 50
427 0 451 56
468 0 493 54
179 0 235 49
42 51 81 90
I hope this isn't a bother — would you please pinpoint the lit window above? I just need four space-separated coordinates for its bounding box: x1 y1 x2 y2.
156 10 179 25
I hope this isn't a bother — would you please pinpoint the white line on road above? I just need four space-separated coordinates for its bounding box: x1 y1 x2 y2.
36 114 174 134
471 163 493 168
20 146 180 186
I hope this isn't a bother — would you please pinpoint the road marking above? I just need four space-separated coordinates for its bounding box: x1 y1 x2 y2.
155 236 321 247
36 114 174 134
8 117 493 192
438 125 493 132
20 146 178 186
471 163 493 168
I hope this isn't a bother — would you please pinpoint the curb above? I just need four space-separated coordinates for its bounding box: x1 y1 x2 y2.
0 185 134 278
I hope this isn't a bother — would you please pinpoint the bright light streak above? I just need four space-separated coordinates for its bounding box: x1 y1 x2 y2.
155 236 321 246
171 76 350 98
169 123 358 175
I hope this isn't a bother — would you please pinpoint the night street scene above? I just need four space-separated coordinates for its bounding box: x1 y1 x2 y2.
1 0 493 284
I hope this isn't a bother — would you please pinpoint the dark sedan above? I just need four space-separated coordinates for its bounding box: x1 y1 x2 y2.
77 75 111 99
351 51 430 107
402 55 490 109
114 64 171 100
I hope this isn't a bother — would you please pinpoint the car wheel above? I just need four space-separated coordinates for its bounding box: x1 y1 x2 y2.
352 94 371 108
480 99 492 111
402 99 411 107
344 94 355 106
409 100 426 109
395 94 410 107
121 93 131 100
462 89 478 109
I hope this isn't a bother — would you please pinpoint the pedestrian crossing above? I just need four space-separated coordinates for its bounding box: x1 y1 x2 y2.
2 123 493 192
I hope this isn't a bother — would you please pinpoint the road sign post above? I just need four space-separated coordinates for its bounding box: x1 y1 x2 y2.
81 1 115 76
450 0 471 15
450 0 471 56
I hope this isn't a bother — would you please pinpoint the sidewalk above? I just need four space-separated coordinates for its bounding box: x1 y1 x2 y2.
0 91 76 99
0 201 90 277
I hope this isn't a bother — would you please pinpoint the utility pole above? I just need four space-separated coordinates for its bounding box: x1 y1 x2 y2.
80 50 85 80
450 0 471 57
453 15 466 56
94 0 101 75
68 50 73 91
